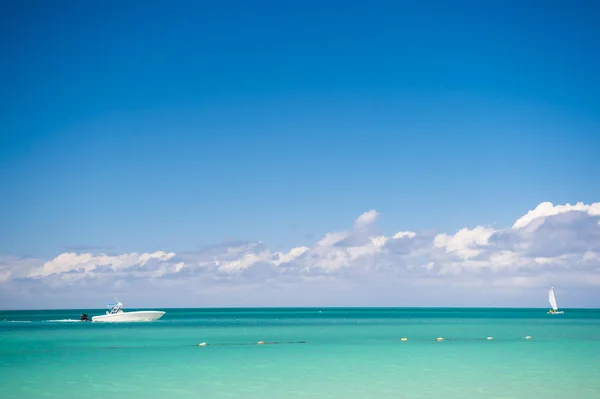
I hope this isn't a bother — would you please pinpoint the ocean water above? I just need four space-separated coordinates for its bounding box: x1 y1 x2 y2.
1 308 599 399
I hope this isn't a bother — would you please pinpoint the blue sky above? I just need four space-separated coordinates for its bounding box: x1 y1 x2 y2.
1 1 599 308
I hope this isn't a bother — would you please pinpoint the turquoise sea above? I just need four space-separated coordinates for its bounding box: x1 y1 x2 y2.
1 307 600 399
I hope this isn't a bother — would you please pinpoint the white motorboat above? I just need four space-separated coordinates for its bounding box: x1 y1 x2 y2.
547 287 564 315
90 299 165 322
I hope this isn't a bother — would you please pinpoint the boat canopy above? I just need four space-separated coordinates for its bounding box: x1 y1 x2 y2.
105 299 123 314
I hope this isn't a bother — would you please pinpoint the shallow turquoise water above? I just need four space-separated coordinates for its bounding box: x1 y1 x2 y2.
1 308 599 398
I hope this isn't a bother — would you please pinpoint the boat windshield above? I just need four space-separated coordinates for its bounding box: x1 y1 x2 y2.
106 302 123 314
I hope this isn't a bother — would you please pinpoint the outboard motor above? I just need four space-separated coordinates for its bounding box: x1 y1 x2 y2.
80 313 90 322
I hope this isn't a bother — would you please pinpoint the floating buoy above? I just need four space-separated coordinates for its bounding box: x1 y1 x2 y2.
198 342 207 347
436 337 444 341
400 337 408 341
487 337 493 340
525 336 532 340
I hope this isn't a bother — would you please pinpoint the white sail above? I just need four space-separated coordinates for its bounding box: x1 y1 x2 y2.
549 287 558 311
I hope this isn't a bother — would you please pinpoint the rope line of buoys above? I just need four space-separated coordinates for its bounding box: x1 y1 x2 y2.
399 335 533 342
197 340 306 347
196 336 535 347
0 336 540 355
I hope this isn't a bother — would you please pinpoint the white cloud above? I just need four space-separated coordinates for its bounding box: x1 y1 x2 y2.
0 270 11 283
2 202 600 307
534 255 569 265
353 209 379 228
191 243 310 274
307 235 389 272
0 256 43 282
317 232 349 247
434 226 495 259
513 201 600 230
29 251 176 278
393 231 416 239
272 247 310 266
582 251 600 263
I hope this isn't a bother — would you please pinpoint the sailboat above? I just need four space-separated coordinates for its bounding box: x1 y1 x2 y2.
547 287 564 315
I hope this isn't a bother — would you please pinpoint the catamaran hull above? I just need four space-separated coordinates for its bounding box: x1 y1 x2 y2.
91 311 165 323
547 311 564 315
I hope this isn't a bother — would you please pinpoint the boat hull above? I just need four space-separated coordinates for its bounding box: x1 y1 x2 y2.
91 311 165 323
547 311 564 315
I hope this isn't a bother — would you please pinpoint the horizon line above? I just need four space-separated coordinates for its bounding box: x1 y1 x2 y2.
1 305 597 311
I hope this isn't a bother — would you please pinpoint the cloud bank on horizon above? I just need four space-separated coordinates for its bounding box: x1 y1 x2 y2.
1 201 599 308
